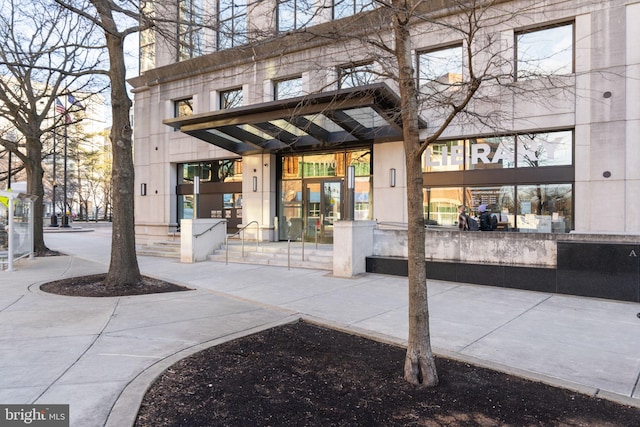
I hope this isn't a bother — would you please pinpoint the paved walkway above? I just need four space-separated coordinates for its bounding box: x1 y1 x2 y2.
0 226 638 426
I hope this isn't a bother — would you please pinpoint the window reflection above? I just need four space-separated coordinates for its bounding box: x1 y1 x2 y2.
179 159 243 183
418 45 463 96
277 0 316 32
333 0 375 20
422 131 571 172
423 140 466 172
423 187 467 226
516 23 574 80
301 153 338 177
220 88 243 109
217 0 247 50
424 184 572 233
174 97 193 117
274 76 304 100
517 131 572 167
467 136 515 170
178 0 203 60
517 184 572 233
339 63 376 89
468 186 516 230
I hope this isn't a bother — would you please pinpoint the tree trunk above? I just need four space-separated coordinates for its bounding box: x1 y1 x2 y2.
25 136 49 255
393 0 438 387
92 0 142 287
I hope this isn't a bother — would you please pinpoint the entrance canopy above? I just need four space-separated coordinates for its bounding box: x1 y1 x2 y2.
164 83 427 155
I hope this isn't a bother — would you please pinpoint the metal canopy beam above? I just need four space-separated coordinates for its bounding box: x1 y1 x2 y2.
284 116 331 143
164 83 426 154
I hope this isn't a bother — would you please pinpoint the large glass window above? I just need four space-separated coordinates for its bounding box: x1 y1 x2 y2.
425 184 572 233
417 45 463 95
179 194 194 220
280 180 303 237
176 159 243 230
180 162 205 183
517 130 572 168
467 136 516 170
217 0 247 50
333 0 375 19
274 76 304 100
282 155 303 179
517 184 572 233
423 187 466 226
338 63 376 89
468 186 516 226
218 159 244 182
423 131 571 172
277 0 316 32
423 140 466 172
516 23 574 80
346 149 371 176
279 149 373 239
179 159 243 183
301 153 338 177
178 0 203 61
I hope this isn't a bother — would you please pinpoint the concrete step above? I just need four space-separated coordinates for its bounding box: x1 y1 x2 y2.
209 241 333 270
136 240 180 259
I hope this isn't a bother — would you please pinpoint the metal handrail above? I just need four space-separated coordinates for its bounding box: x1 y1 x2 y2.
226 220 259 264
285 222 324 270
376 221 409 230
287 227 305 271
194 220 227 239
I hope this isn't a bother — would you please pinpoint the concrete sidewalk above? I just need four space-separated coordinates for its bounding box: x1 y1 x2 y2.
0 227 638 426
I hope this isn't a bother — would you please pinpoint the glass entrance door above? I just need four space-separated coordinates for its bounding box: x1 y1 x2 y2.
305 180 342 244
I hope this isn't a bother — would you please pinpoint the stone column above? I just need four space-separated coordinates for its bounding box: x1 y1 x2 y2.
333 220 376 277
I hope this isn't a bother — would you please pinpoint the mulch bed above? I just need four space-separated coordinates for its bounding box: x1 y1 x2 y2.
40 275 640 426
40 273 191 297
134 322 640 427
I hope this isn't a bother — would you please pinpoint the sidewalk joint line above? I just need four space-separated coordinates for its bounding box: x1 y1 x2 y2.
459 294 553 352
31 298 122 404
0 295 25 313
632 368 640 398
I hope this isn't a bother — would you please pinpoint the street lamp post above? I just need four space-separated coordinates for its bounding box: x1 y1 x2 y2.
4 132 16 191
62 120 69 227
50 127 58 226
7 151 11 190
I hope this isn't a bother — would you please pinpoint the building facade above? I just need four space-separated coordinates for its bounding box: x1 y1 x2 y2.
130 0 640 246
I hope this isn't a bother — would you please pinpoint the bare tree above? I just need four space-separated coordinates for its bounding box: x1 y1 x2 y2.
285 0 550 385
63 0 566 387
0 0 106 254
53 0 146 285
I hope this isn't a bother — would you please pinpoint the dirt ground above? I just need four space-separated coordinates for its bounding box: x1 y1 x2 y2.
41 275 640 427
40 273 191 297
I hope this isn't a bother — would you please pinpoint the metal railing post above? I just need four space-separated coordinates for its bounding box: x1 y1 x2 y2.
225 220 260 263
255 221 259 253
287 226 304 270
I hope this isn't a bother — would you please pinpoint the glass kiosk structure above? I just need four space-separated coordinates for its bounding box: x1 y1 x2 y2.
0 190 36 271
